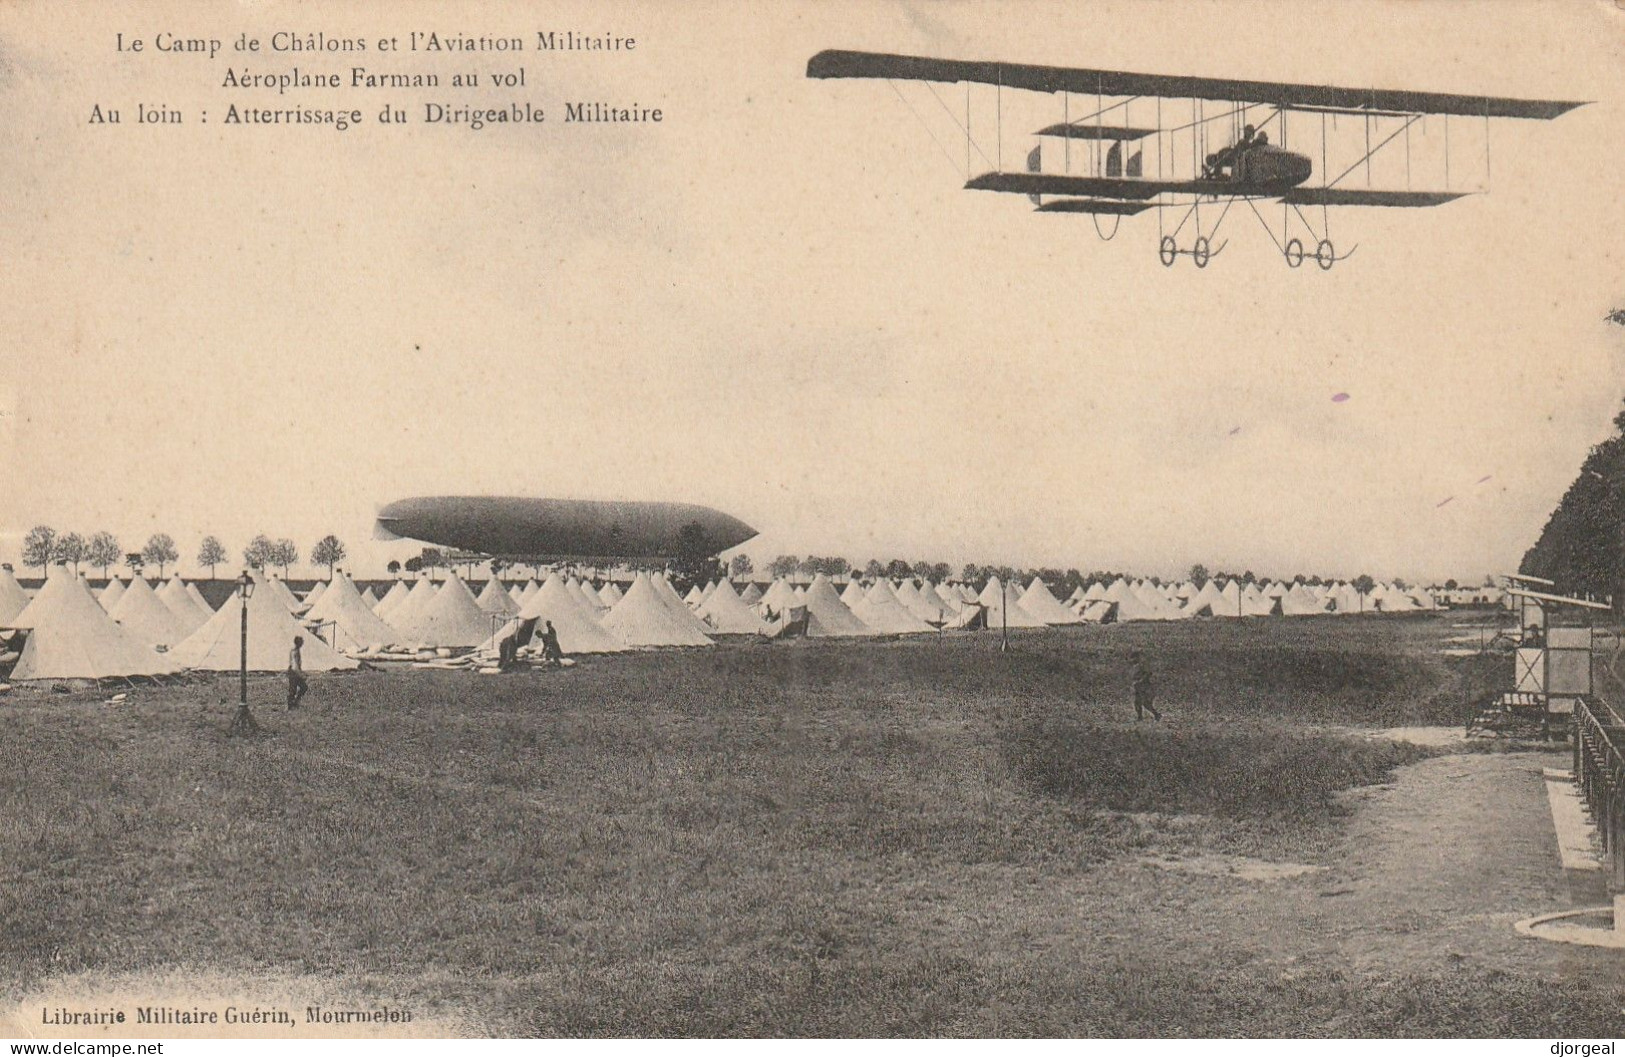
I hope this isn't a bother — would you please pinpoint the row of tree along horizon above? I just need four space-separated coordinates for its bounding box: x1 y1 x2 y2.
15 525 1483 600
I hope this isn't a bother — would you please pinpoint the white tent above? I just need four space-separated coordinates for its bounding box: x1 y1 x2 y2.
476 577 521 618
372 580 412 621
696 578 771 635
1018 576 1083 625
1182 580 1232 618
261 574 303 614
918 581 961 617
304 580 328 608
652 574 719 638
603 572 714 647
839 580 867 609
894 578 946 624
393 573 496 648
10 569 181 681
851 579 935 634
512 573 629 653
0 567 30 625
386 577 440 631
157 577 212 635
597 581 623 607
97 576 127 612
305 571 403 652
359 586 381 609
684 585 706 608
186 582 214 615
801 573 875 637
1083 581 1109 602
738 582 764 605
110 575 191 647
978 576 1047 628
569 576 608 614
760 578 800 614
170 584 357 672
1281 584 1329 616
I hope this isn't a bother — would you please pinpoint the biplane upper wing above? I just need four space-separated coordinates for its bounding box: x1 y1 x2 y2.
807 49 1587 120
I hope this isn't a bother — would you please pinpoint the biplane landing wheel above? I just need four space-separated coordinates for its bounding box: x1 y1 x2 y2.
1285 238 1304 268
1192 236 1211 269
1159 236 1177 267
1316 238 1335 270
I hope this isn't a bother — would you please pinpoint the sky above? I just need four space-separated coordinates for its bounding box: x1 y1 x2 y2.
3 0 1623 583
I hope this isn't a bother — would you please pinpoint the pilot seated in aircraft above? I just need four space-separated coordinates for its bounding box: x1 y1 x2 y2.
1203 124 1267 180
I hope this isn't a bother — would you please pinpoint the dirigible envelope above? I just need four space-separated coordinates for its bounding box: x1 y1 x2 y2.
375 496 757 559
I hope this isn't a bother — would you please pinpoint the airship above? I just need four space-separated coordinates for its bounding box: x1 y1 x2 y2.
374 496 758 559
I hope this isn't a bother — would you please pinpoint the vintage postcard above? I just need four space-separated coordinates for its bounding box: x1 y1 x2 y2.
2 0 1623 1043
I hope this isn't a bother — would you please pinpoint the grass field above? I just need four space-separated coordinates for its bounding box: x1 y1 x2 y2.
5 612 1619 1037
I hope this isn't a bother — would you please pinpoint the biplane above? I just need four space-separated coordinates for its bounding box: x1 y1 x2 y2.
806 49 1584 269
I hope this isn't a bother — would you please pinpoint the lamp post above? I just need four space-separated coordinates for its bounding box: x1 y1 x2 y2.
229 570 260 737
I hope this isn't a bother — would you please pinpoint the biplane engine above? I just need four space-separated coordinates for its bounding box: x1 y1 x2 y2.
1233 145 1313 190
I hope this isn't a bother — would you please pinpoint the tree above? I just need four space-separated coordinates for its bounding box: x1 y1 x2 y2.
911 560 934 580
419 547 443 579
670 520 722 593
729 553 754 578
310 534 347 577
768 554 800 578
930 562 952 584
1351 574 1376 596
387 559 402 577
403 556 423 574
197 536 227 578
796 556 820 577
124 552 144 576
55 532 87 573
865 559 885 579
269 538 299 577
141 533 179 577
87 531 121 577
1392 577 1409 591
884 559 911 580
960 562 981 585
243 534 273 570
1188 563 1210 588
1444 578 1459 591
21 526 56 570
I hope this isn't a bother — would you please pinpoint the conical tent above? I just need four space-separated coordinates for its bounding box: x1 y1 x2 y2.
305 571 403 652
978 576 1046 628
700 580 719 603
760 578 799 614
1083 581 1109 602
918 581 960 617
0 567 30 625
519 580 542 605
476 577 521 617
110 576 191 647
1182 580 1230 618
684 585 706 608
798 574 875 636
652 574 718 637
738 582 764 605
171 585 357 672
359 586 380 609
97 577 126 613
186 582 214 615
387 578 440 630
304 581 328 608
598 581 623 607
603 573 714 647
512 573 628 653
10 569 180 680
696 578 771 635
261 574 303 614
1281 584 1329 616
157 577 212 635
850 579 934 634
372 580 412 621
569 577 608 614
393 573 496 648
894 578 946 624
839 580 867 608
1018 576 1083 625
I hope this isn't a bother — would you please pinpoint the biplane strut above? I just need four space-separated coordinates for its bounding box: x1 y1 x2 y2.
808 49 1585 271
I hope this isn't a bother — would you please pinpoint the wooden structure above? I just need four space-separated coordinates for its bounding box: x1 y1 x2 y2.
1467 585 1608 738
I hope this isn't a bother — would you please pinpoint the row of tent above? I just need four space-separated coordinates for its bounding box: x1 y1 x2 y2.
0 560 1448 683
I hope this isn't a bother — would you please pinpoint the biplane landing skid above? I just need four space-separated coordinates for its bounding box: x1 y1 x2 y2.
1283 238 1358 270
1158 236 1228 269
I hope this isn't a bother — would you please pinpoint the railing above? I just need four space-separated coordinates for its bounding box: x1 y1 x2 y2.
1576 630 1625 890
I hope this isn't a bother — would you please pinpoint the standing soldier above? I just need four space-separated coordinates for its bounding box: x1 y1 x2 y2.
539 619 564 666
1130 649 1160 721
288 634 309 710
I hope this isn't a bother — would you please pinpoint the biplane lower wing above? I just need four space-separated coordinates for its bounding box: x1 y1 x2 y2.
1278 187 1470 207
1034 198 1154 215
966 171 1287 199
